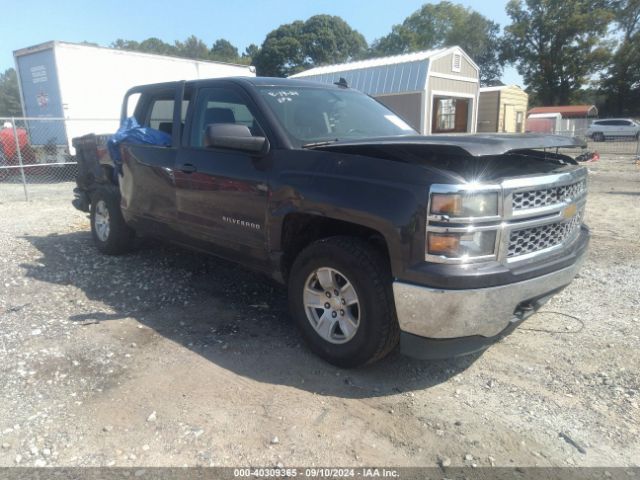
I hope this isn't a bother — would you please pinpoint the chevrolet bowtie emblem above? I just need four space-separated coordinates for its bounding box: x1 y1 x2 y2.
562 203 578 219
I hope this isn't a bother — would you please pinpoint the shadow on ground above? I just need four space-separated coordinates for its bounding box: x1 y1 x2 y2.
606 191 640 196
20 231 480 399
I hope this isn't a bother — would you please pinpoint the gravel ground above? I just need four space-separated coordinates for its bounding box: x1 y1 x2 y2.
0 155 638 468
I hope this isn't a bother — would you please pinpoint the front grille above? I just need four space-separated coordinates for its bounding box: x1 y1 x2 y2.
508 209 583 258
512 179 587 211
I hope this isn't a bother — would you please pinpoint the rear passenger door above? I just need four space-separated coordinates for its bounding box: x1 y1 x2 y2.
118 86 185 232
175 84 270 265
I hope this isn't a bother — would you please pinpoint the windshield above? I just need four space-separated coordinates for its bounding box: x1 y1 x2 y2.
256 86 417 147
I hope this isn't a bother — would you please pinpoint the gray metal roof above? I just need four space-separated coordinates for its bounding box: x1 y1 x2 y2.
290 48 461 95
293 60 430 96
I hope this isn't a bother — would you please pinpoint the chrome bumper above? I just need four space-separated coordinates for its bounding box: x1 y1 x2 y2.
393 253 586 339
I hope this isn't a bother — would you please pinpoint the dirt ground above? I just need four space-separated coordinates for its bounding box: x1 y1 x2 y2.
0 154 638 468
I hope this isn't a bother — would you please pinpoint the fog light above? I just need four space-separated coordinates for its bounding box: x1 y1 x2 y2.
427 233 460 255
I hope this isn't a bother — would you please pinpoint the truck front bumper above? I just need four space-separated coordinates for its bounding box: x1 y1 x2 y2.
393 248 587 360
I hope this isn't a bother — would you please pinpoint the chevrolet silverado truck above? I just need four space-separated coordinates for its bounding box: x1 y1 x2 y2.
72 77 589 367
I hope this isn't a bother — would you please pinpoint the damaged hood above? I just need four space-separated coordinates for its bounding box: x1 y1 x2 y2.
305 134 586 157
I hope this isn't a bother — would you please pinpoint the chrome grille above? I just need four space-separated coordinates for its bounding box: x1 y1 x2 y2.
512 179 587 211
508 209 584 258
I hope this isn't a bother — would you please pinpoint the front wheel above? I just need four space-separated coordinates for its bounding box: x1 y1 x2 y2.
592 132 605 142
288 236 399 368
90 185 134 255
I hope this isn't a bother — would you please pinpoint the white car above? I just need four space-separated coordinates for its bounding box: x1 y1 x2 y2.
586 118 640 141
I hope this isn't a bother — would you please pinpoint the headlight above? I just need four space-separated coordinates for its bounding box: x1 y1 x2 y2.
430 192 498 218
427 230 497 258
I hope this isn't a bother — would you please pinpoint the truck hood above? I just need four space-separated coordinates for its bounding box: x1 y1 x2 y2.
305 134 585 157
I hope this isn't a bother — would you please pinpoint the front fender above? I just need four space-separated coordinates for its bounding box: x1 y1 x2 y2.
266 150 431 278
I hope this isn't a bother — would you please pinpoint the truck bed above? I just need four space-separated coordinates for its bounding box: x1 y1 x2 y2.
71 133 115 211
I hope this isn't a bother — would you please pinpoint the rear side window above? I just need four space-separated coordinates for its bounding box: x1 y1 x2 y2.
136 91 189 144
148 100 174 130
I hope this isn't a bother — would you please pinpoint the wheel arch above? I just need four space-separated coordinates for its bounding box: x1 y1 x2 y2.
276 212 398 282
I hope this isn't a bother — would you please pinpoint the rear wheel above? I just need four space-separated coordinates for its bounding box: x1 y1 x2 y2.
90 185 134 255
288 236 399 368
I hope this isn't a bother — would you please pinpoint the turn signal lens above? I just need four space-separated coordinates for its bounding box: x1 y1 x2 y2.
427 231 497 258
431 194 462 216
427 233 461 255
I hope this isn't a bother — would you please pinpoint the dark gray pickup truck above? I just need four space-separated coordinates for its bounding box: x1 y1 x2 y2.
72 77 589 367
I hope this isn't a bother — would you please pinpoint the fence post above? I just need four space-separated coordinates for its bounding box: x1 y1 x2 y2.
11 118 29 202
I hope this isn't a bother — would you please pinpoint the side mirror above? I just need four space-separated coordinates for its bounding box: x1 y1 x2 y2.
204 123 268 154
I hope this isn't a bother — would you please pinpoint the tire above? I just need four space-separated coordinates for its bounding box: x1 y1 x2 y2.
592 132 605 142
288 236 399 368
90 185 134 255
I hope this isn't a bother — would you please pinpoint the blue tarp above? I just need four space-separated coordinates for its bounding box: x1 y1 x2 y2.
107 117 172 173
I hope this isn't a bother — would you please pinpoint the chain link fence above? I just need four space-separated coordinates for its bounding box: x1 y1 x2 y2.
555 128 640 157
1 117 639 203
0 117 118 202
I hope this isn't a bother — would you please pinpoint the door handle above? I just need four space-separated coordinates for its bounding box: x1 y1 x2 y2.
180 163 197 174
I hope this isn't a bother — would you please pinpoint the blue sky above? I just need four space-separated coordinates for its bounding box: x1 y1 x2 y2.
0 0 521 84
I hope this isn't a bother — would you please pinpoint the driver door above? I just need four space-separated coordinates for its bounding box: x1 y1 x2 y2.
175 85 270 264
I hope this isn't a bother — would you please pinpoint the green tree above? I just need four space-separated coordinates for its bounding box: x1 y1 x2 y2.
242 44 261 64
111 36 250 64
253 15 367 77
209 39 240 63
112 37 177 56
599 0 640 115
174 35 210 60
371 2 503 84
111 39 141 51
502 0 613 106
138 37 177 56
0 68 22 117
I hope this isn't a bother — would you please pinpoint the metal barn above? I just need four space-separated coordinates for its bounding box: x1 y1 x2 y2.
290 47 480 135
477 85 529 133
526 105 598 134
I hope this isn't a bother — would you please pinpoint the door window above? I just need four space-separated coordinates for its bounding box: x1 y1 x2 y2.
145 98 189 140
189 88 263 147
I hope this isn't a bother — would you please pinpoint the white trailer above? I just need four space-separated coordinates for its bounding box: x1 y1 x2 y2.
13 41 255 160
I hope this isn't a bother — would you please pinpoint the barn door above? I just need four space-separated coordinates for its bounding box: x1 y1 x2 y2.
503 104 516 132
454 99 469 132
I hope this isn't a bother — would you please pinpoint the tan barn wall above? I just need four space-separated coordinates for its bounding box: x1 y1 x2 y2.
428 77 478 96
375 93 423 132
430 52 478 78
498 86 529 132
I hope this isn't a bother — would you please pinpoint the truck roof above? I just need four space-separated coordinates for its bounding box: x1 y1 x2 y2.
200 76 348 89
130 76 363 92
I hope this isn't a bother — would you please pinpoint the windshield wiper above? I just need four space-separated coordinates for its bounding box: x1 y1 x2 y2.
302 139 340 149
